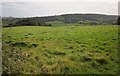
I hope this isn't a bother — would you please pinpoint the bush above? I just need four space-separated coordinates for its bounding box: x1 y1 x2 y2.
6 18 52 27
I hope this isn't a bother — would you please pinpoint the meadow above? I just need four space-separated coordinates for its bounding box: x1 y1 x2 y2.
2 25 119 74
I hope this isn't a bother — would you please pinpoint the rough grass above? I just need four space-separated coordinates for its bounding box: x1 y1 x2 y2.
2 25 119 74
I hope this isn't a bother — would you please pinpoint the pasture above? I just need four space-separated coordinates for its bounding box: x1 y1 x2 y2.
2 25 119 74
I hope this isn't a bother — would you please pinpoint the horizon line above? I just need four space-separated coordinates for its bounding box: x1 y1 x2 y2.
1 13 118 18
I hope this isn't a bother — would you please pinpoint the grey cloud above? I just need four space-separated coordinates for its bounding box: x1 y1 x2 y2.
2 2 118 17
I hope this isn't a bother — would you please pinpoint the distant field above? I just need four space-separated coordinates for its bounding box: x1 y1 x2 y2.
2 25 119 74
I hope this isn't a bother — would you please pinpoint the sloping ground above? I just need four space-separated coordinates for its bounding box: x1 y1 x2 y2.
2 25 119 74
2 14 118 27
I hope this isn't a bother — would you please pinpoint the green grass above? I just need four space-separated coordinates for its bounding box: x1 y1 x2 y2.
46 21 80 27
2 25 119 74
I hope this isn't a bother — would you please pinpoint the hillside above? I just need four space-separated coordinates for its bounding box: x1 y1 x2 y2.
2 14 118 27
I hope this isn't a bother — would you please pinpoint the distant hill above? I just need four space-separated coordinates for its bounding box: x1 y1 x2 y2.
2 14 118 27
34 14 118 24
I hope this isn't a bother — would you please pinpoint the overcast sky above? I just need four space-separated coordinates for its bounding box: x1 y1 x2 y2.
1 0 119 17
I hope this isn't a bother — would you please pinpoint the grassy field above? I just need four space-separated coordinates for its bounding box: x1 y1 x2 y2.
2 25 119 74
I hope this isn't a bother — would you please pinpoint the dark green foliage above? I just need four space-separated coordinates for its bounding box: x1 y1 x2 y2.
12 18 52 26
79 20 102 25
53 51 66 55
117 16 120 25
31 43 38 47
11 42 28 47
3 18 52 27
15 18 38 26
96 58 108 65
82 56 92 61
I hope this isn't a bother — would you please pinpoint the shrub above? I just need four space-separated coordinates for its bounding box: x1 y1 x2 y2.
96 58 108 65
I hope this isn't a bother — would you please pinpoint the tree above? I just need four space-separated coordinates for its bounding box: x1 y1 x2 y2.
117 16 120 25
